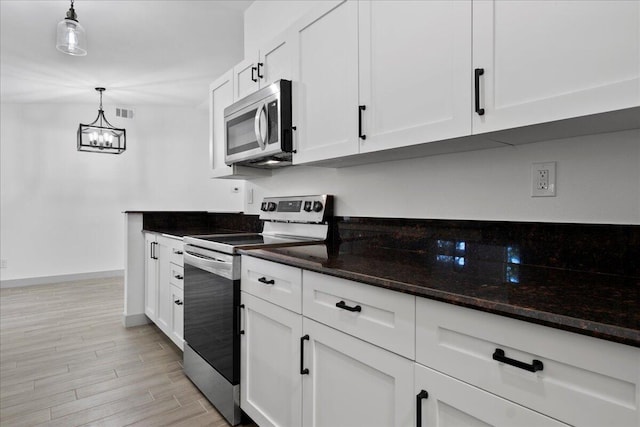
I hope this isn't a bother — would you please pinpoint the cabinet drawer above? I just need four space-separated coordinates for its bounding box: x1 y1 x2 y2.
302 270 415 359
168 241 184 266
241 256 303 313
416 298 640 427
169 263 184 289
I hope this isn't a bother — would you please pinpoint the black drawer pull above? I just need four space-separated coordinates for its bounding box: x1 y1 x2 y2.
416 390 429 427
474 68 485 116
493 348 543 373
174 274 183 280
257 62 264 79
258 277 275 285
174 300 183 306
173 250 183 255
251 66 257 82
300 335 310 375
336 300 361 312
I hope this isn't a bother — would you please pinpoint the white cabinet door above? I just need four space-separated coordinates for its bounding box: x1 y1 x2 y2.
259 31 293 87
301 317 413 427
144 233 158 322
241 292 303 427
155 239 171 335
358 0 472 154
472 0 640 133
234 58 260 101
292 0 360 164
415 364 568 427
210 70 234 177
170 284 184 350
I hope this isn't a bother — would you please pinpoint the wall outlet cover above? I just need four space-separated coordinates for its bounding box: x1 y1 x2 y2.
531 162 556 197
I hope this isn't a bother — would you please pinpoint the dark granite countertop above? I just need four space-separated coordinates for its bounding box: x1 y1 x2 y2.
140 211 262 237
239 218 640 348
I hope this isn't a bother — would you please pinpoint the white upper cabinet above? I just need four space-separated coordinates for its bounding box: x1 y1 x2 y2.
358 0 472 154
472 0 640 133
291 0 360 164
234 30 294 101
210 70 235 177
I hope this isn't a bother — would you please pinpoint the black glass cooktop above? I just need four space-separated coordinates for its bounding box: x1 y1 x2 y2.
200 234 265 246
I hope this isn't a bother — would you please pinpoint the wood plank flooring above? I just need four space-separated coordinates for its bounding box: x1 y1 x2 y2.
0 277 250 426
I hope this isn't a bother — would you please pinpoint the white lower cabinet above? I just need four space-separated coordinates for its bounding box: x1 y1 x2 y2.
302 317 413 427
240 292 303 427
143 233 184 350
240 255 640 427
414 363 567 427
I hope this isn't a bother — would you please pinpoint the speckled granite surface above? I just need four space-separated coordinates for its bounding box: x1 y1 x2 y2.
140 212 262 237
240 217 640 347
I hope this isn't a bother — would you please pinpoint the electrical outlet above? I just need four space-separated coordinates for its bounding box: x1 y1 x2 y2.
532 162 556 197
247 188 254 205
0 259 7 269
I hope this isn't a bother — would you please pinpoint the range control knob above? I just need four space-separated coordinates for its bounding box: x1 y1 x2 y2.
267 202 277 212
312 201 323 212
260 202 268 212
303 201 313 212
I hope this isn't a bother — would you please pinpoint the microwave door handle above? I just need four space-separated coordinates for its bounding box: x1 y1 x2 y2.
254 103 267 150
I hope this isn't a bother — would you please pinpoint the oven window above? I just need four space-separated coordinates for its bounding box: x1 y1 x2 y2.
227 110 259 155
184 263 240 384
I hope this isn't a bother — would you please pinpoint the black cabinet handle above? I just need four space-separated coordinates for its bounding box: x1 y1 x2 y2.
336 300 362 312
258 277 275 285
492 348 543 373
174 300 183 306
416 390 429 427
238 304 245 335
474 68 485 116
251 66 257 83
173 249 183 255
174 274 183 280
300 334 310 375
257 62 264 79
358 105 367 140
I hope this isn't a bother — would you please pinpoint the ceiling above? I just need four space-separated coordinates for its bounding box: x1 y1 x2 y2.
0 0 252 107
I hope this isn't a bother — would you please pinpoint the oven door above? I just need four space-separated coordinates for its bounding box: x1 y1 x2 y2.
183 248 240 385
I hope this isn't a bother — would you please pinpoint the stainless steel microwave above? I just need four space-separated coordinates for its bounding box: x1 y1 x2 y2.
224 79 293 168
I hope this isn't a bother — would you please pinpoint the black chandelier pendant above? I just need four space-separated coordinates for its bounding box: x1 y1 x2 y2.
77 88 126 154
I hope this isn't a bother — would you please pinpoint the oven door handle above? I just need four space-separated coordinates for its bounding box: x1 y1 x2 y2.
184 251 233 274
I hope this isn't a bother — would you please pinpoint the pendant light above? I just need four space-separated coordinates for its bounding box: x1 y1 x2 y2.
77 88 126 154
56 0 87 56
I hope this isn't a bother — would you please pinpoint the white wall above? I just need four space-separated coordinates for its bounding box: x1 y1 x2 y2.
245 130 640 224
0 103 244 282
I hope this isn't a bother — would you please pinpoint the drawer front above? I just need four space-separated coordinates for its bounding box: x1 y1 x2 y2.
416 298 640 427
241 256 303 313
302 270 415 359
168 241 184 266
169 263 184 289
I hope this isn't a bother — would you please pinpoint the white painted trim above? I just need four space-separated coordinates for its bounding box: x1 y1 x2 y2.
122 313 151 328
0 269 124 289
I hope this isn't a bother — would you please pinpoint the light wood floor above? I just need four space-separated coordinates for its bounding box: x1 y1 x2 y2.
0 277 250 427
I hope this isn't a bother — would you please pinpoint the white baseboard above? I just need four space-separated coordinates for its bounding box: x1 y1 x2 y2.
0 269 124 288
122 313 151 328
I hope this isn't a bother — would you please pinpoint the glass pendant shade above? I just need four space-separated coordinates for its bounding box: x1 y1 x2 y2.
78 88 126 154
56 1 87 56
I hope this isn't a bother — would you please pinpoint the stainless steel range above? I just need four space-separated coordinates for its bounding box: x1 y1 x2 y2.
182 195 333 426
